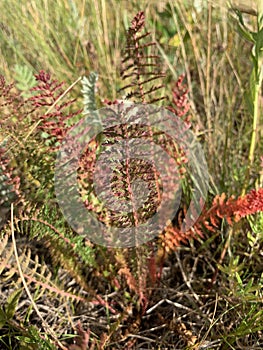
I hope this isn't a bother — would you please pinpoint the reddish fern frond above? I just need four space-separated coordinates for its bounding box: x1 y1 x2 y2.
0 75 16 105
119 266 139 295
30 71 81 144
115 251 140 294
235 188 263 218
147 251 158 286
119 11 167 104
30 71 64 107
130 11 145 32
207 189 263 224
0 75 29 127
162 188 263 253
167 74 191 123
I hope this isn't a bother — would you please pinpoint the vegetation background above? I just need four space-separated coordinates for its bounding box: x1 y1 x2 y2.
0 0 262 349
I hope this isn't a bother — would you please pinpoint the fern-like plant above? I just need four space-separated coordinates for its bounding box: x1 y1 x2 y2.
1 9 262 349
81 72 98 114
14 64 37 98
119 11 167 104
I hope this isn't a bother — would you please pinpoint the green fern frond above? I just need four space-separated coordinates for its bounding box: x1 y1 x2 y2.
81 72 98 114
81 71 103 139
14 65 37 97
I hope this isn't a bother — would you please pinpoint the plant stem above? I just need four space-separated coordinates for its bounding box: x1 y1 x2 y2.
242 2 263 195
250 81 260 159
206 1 212 160
242 80 261 196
